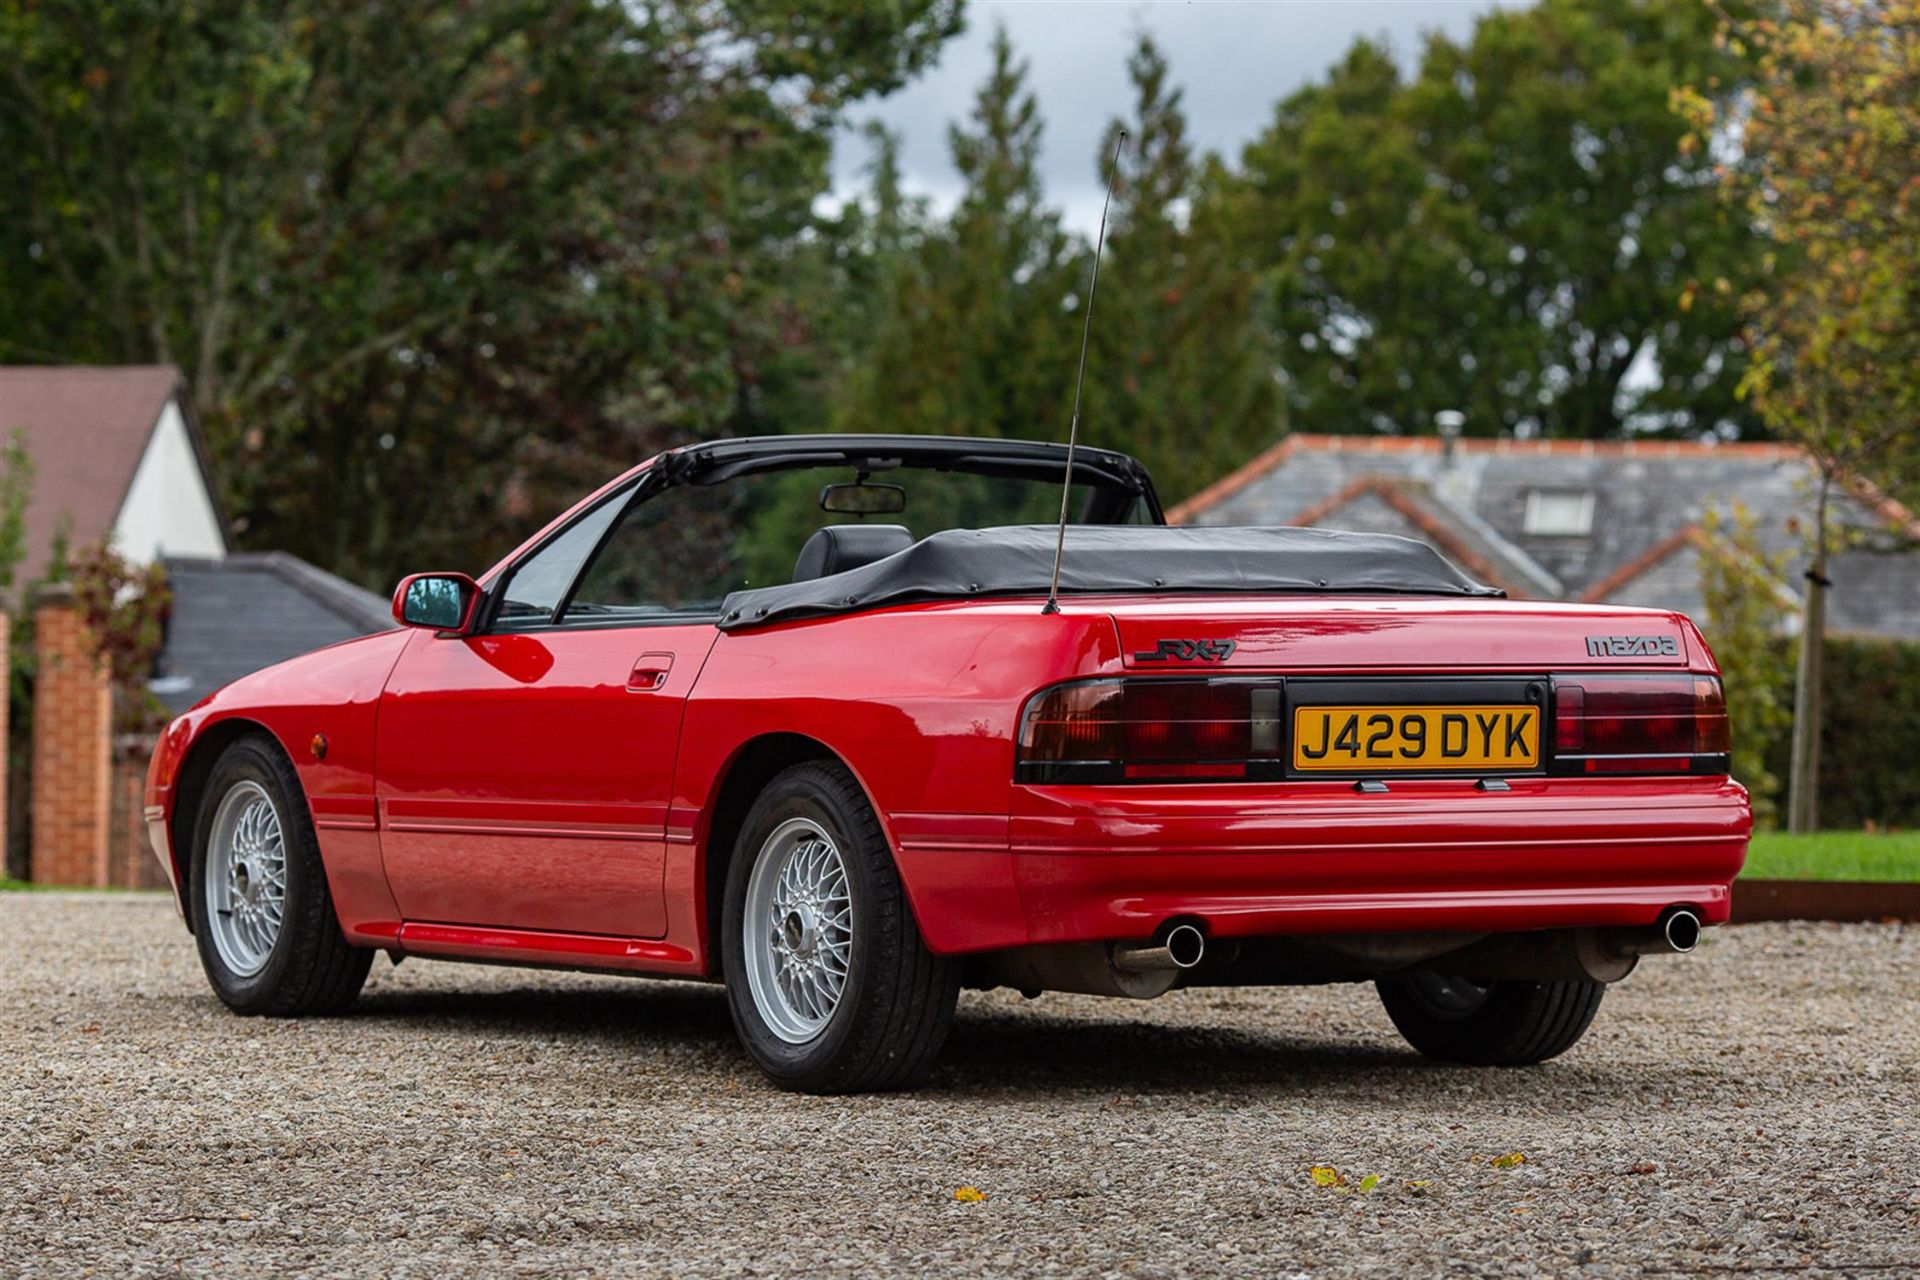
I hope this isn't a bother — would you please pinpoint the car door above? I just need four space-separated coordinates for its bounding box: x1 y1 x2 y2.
375 482 720 938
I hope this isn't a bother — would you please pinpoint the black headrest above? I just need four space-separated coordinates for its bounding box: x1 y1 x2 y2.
792 524 914 583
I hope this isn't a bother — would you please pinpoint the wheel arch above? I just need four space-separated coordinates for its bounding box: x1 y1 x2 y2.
699 732 891 976
167 717 283 932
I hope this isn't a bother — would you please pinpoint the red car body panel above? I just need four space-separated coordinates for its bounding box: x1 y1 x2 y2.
373 622 718 939
146 628 412 940
148 584 1751 977
146 438 1750 980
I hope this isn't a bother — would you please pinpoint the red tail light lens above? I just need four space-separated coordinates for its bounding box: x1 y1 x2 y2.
1018 679 1283 783
1550 675 1730 775
1017 682 1124 764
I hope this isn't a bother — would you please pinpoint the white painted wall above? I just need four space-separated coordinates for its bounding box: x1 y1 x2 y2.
112 398 226 563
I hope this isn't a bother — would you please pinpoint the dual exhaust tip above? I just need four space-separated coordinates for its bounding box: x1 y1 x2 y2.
1111 923 1206 975
1102 910 1696 982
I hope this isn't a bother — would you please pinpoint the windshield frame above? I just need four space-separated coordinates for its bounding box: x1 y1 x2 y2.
474 435 1166 634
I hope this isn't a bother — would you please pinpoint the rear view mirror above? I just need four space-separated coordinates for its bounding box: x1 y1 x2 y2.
393 572 481 633
819 482 906 515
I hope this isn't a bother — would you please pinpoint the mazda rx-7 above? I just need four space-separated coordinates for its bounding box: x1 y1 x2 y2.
146 435 1749 1092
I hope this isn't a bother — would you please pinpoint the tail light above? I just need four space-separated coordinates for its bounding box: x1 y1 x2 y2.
1017 679 1284 783
1017 673 1732 784
1549 674 1730 775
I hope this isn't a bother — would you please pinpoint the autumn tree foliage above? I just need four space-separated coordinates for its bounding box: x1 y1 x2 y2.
71 544 172 735
1677 0 1920 831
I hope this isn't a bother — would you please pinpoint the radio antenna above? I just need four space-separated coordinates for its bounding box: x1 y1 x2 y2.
1043 128 1127 615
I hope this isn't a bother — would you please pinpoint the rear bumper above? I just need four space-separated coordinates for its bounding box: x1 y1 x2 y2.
893 777 1750 955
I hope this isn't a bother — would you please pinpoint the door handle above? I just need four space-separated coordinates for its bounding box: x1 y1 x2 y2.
627 652 674 692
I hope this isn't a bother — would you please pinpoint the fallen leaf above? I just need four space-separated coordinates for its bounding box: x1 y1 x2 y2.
1309 1165 1345 1188
954 1186 987 1203
1491 1152 1528 1169
1627 1162 1659 1176
1357 1174 1381 1194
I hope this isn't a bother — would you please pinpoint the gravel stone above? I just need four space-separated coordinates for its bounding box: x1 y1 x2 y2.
2 892 1915 1277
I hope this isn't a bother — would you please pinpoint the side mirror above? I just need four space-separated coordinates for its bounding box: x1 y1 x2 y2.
392 572 481 633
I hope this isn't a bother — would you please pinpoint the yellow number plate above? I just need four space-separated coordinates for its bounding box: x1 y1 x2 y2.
1292 705 1540 772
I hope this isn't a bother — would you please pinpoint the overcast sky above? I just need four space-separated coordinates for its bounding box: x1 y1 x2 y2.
830 0 1513 235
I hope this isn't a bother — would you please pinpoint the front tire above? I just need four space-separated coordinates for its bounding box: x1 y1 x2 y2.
1376 971 1604 1066
190 735 371 1016
722 761 959 1093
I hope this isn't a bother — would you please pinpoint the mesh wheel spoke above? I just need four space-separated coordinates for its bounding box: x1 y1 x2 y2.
742 817 857 1045
203 783 289 978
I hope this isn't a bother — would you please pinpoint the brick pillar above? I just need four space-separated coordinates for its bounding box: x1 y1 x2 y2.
30 583 111 886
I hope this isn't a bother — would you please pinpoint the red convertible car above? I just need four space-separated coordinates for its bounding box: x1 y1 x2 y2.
146 435 1750 1092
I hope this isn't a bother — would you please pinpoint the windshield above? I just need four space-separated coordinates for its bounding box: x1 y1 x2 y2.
525 462 1154 625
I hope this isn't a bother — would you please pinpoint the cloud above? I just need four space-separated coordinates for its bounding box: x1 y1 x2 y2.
832 0 1512 235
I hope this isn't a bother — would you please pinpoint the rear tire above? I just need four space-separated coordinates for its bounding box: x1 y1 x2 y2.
190 735 371 1016
722 761 959 1093
1376 971 1604 1066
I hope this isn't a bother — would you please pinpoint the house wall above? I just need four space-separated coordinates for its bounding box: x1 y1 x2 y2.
113 398 226 565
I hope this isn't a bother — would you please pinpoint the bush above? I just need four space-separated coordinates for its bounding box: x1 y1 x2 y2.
1795 636 1920 830
1751 634 1920 831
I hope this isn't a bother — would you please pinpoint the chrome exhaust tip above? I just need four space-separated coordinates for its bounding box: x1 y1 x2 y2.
1662 908 1702 955
1110 923 1208 974
1164 923 1206 969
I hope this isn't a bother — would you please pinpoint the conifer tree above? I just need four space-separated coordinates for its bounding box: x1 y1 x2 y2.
1086 35 1277 502
842 26 1082 442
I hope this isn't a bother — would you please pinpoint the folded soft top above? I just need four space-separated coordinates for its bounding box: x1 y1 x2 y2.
717 524 1502 630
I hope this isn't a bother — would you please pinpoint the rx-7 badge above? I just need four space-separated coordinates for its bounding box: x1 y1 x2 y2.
1134 638 1237 663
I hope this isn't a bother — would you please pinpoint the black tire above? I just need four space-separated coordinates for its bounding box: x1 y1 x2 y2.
1375 971 1605 1066
189 735 372 1016
722 761 959 1093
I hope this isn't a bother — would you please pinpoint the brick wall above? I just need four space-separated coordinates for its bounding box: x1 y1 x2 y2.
29 584 112 887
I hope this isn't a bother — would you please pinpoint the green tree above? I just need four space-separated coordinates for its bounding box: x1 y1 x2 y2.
1677 0 1920 831
769 124 933 440
840 25 1084 446
1228 0 1760 440
0 0 962 588
1083 35 1277 502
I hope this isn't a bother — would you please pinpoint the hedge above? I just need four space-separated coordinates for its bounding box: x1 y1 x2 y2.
1758 635 1920 830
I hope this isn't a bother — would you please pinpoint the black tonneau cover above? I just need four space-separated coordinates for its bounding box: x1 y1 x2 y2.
717 525 1502 630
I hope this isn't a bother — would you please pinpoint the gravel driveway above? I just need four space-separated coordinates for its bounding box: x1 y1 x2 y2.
3 893 1914 1278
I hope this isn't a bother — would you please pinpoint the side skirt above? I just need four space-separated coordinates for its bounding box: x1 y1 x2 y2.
394 921 705 977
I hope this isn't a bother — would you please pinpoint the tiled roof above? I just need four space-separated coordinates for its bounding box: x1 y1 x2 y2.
1171 433 1920 538
1174 433 1920 637
0 365 222 590
151 554 393 712
1290 475 1563 599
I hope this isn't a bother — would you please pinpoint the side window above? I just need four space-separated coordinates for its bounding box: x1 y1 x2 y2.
564 485 750 622
493 492 628 628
